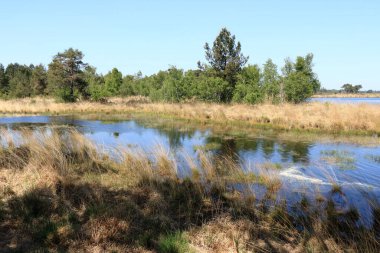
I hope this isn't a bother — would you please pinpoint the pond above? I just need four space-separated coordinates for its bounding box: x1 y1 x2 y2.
310 97 380 104
1 115 380 225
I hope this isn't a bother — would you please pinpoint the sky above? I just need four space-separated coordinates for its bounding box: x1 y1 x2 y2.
0 0 379 90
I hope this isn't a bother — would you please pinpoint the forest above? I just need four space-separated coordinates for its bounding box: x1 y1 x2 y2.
0 28 320 104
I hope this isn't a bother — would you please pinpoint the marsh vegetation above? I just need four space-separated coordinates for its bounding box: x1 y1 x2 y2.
0 116 379 252
1 26 379 253
1 97 380 135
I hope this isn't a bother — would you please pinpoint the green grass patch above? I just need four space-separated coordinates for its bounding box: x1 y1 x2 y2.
194 142 222 151
259 162 283 170
158 232 191 253
321 150 356 170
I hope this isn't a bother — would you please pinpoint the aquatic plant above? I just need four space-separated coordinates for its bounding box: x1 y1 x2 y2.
366 154 380 164
193 142 221 151
258 161 283 170
321 150 356 170
0 129 379 252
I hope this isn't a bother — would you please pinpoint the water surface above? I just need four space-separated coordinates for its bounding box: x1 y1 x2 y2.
1 115 380 225
310 97 380 104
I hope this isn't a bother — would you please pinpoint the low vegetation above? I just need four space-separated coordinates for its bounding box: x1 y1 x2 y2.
0 128 379 252
1 97 380 135
321 150 356 170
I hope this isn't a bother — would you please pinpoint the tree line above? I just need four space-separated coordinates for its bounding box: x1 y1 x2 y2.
318 84 375 94
340 84 362 93
0 28 320 103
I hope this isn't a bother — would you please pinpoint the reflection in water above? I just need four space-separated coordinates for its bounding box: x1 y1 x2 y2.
1 115 380 224
0 116 314 167
279 141 311 163
155 126 195 150
262 138 276 159
236 138 259 151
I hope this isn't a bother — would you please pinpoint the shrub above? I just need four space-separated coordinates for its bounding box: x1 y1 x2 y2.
284 72 314 103
232 65 263 104
193 76 229 103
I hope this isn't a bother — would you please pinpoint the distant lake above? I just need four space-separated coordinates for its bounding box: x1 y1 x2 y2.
310 97 380 104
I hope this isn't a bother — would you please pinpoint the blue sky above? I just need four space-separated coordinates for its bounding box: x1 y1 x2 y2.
0 0 379 90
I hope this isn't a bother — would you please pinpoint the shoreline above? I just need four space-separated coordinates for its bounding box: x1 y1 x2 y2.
1 97 380 136
313 93 380 98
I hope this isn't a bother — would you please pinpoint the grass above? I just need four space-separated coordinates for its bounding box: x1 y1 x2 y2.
0 128 379 252
366 154 380 164
321 150 356 170
258 161 283 170
158 232 191 253
331 184 343 194
84 112 380 147
193 142 222 151
1 96 380 135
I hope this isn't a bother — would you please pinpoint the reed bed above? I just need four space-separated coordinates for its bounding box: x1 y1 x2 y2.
1 97 380 134
0 128 379 252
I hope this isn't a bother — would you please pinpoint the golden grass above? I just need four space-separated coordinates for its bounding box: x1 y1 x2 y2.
0 129 379 252
1 97 380 134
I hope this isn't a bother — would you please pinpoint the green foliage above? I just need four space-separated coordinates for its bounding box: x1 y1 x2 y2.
158 232 190 253
192 75 229 103
0 64 9 97
47 48 88 102
262 59 280 102
84 66 108 101
119 75 135 97
200 28 248 102
152 67 189 102
0 63 47 98
129 72 151 97
0 30 322 104
284 72 313 103
281 54 320 103
31 64 47 96
341 83 362 93
233 65 263 104
294 53 320 93
282 58 294 77
55 86 81 102
6 63 33 98
105 68 123 96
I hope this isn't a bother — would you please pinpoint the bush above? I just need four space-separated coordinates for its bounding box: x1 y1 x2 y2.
55 87 79 102
119 75 135 97
232 65 263 104
193 76 229 103
88 82 108 102
284 72 314 103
